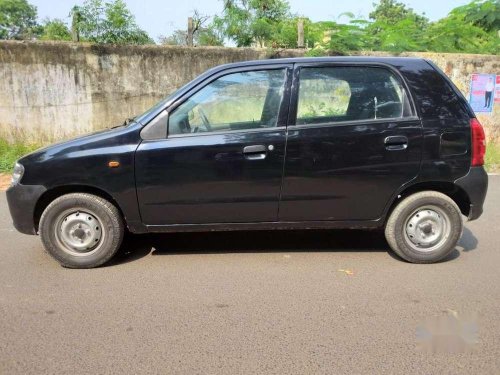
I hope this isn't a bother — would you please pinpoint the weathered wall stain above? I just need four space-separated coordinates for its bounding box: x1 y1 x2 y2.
0 41 498 143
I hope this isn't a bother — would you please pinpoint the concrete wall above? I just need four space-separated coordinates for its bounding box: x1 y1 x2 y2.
0 41 498 144
0 41 303 143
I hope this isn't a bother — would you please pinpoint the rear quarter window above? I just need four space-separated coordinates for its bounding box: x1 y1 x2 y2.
399 62 470 120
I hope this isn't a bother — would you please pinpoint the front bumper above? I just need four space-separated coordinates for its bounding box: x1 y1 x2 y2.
6 183 46 235
455 166 488 221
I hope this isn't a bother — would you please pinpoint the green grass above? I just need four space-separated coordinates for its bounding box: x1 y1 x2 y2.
485 141 500 173
0 139 40 173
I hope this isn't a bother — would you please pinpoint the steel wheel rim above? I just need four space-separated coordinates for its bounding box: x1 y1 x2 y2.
55 209 105 256
404 205 450 253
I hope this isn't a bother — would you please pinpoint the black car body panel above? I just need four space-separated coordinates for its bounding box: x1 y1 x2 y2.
6 184 46 234
9 123 145 233
455 166 488 220
136 128 287 224
398 59 473 182
281 118 423 221
6 57 488 235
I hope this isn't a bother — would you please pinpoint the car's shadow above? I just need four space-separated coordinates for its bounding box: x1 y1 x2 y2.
457 227 478 252
110 227 478 267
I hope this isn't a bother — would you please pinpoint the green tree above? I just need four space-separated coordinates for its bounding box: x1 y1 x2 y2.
159 30 185 46
452 0 500 33
270 17 300 48
423 1 499 54
369 0 428 27
73 0 153 44
159 27 223 47
213 0 292 47
305 16 372 55
328 15 372 53
197 27 224 46
40 19 71 41
0 0 38 39
367 17 428 52
367 0 429 51
159 11 223 47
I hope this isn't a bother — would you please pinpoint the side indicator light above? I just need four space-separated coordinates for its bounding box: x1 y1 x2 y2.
108 161 120 168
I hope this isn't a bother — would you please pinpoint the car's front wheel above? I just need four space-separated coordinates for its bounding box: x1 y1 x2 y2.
385 191 463 263
39 193 124 268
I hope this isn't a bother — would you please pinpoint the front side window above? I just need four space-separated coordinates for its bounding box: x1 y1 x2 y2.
296 66 412 125
169 69 287 135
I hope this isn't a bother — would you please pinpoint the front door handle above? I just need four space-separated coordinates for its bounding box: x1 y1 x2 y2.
243 145 267 160
384 136 408 151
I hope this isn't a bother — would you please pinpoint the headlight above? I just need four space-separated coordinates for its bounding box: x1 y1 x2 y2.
11 162 24 186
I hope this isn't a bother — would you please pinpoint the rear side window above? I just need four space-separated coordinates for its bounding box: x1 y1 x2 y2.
296 66 413 125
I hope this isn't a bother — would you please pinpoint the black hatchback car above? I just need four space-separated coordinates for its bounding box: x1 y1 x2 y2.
7 57 488 268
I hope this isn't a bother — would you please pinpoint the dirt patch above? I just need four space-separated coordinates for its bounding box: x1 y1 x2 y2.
0 173 11 191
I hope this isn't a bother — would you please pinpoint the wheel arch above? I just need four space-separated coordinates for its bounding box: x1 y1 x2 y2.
384 181 471 225
34 185 126 232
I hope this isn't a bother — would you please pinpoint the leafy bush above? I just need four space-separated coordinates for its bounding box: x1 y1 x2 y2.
485 141 500 173
0 139 40 173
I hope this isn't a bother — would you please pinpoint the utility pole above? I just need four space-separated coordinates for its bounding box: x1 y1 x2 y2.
297 19 305 49
187 17 194 47
71 7 80 42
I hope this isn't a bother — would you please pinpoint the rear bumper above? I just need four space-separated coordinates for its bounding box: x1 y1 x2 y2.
455 166 488 221
6 183 46 235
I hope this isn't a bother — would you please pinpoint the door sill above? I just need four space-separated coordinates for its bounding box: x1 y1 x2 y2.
145 219 382 233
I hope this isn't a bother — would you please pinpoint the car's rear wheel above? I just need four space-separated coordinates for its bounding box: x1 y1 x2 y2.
39 193 124 268
385 191 463 263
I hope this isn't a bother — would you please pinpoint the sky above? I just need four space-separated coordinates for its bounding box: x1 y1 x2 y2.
30 0 471 42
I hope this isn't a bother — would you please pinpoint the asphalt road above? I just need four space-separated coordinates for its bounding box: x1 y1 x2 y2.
1 178 499 374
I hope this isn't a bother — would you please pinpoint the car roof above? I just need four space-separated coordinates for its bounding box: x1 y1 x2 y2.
207 56 427 72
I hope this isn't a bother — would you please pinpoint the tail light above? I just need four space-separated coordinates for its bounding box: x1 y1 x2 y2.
471 118 486 166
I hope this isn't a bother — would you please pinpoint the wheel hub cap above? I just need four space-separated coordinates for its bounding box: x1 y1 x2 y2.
405 208 447 250
59 211 102 253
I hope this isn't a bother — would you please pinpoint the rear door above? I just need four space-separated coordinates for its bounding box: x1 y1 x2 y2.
136 65 292 225
279 63 423 221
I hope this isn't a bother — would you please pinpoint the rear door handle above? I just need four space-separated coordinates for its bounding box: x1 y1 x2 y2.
384 136 408 151
243 145 267 160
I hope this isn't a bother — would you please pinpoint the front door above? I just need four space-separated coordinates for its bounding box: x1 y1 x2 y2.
280 64 423 221
136 66 292 225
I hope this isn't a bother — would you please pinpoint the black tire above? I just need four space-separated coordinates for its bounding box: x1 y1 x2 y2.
39 193 124 268
385 191 463 264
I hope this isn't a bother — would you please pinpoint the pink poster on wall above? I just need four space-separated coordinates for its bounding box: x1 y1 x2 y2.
469 73 495 113
495 75 500 103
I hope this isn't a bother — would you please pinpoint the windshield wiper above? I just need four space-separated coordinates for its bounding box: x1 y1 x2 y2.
111 117 136 129
123 117 136 126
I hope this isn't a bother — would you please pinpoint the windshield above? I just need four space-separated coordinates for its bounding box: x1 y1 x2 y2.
134 68 215 126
